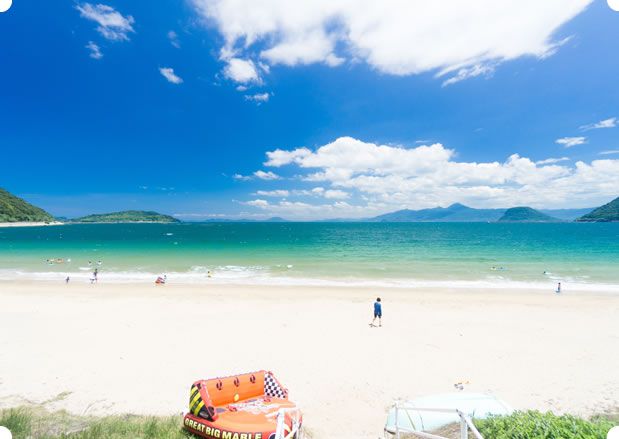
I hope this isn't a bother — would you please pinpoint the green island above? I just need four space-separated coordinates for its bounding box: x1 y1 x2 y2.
576 196 619 222
0 188 55 223
72 210 181 223
497 207 560 223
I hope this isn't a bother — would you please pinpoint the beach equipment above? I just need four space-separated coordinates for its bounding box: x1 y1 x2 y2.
183 370 303 439
384 393 512 438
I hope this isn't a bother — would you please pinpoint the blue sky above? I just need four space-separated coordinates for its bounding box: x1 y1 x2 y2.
1 0 618 219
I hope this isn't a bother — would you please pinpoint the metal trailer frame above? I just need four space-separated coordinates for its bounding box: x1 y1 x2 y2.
385 402 484 439
274 407 304 439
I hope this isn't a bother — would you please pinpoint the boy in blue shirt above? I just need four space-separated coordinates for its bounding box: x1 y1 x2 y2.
371 297 382 327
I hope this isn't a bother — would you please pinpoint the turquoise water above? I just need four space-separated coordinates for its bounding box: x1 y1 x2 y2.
0 223 618 289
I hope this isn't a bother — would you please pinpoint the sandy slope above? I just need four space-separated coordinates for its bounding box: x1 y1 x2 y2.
0 282 617 438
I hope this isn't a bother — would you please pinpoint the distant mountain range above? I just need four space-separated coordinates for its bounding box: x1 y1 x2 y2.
368 203 591 223
2 187 618 224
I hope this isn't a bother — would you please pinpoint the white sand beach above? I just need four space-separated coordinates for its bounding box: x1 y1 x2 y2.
0 222 63 228
0 282 618 438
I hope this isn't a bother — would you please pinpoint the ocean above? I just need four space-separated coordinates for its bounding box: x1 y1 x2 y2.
0 222 618 291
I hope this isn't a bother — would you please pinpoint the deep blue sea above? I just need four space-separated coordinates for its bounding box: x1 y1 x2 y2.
0 222 618 290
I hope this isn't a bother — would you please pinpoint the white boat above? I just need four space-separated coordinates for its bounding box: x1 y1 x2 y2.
384 392 513 435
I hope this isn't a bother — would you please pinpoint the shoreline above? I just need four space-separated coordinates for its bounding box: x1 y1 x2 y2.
1 273 618 294
0 221 63 228
1 282 618 438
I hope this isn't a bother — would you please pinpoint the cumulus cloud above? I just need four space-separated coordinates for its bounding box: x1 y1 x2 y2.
191 0 591 85
233 173 252 181
159 67 183 84
223 58 261 84
86 41 103 59
250 136 619 217
253 170 280 180
168 30 181 48
556 136 586 148
76 3 135 41
580 117 617 131
243 198 366 219
245 92 270 103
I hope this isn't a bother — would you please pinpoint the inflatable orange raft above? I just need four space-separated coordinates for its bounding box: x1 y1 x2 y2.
183 370 302 439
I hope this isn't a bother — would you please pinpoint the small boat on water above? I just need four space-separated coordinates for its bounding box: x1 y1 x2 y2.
183 370 302 439
384 392 513 436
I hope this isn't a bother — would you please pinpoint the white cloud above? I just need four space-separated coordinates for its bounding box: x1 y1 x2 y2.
191 0 591 85
580 117 617 131
246 199 269 208
159 67 183 84
233 173 252 181
599 150 619 155
168 30 181 48
223 58 261 83
256 190 290 197
242 198 368 220
76 3 135 41
324 189 349 199
555 136 586 148
536 157 569 165
253 170 280 180
245 92 270 103
86 41 103 59
441 64 494 87
265 148 312 167
252 136 619 217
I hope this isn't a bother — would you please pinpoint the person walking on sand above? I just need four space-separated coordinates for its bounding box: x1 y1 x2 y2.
371 297 382 327
556 282 561 294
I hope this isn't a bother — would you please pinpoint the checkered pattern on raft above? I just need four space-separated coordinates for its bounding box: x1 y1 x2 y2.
264 372 288 398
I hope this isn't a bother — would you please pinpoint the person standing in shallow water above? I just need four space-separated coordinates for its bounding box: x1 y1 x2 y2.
371 297 382 327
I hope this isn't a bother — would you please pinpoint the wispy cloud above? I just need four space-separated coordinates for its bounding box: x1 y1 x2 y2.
536 157 569 165
76 3 135 41
85 41 103 59
599 150 619 155
580 117 617 131
244 92 270 104
441 64 494 87
555 136 586 148
159 67 183 84
167 30 180 48
255 190 289 197
233 174 252 181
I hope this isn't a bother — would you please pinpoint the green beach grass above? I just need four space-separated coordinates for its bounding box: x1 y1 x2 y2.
392 410 617 439
0 406 191 439
1 405 615 439
0 406 316 439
